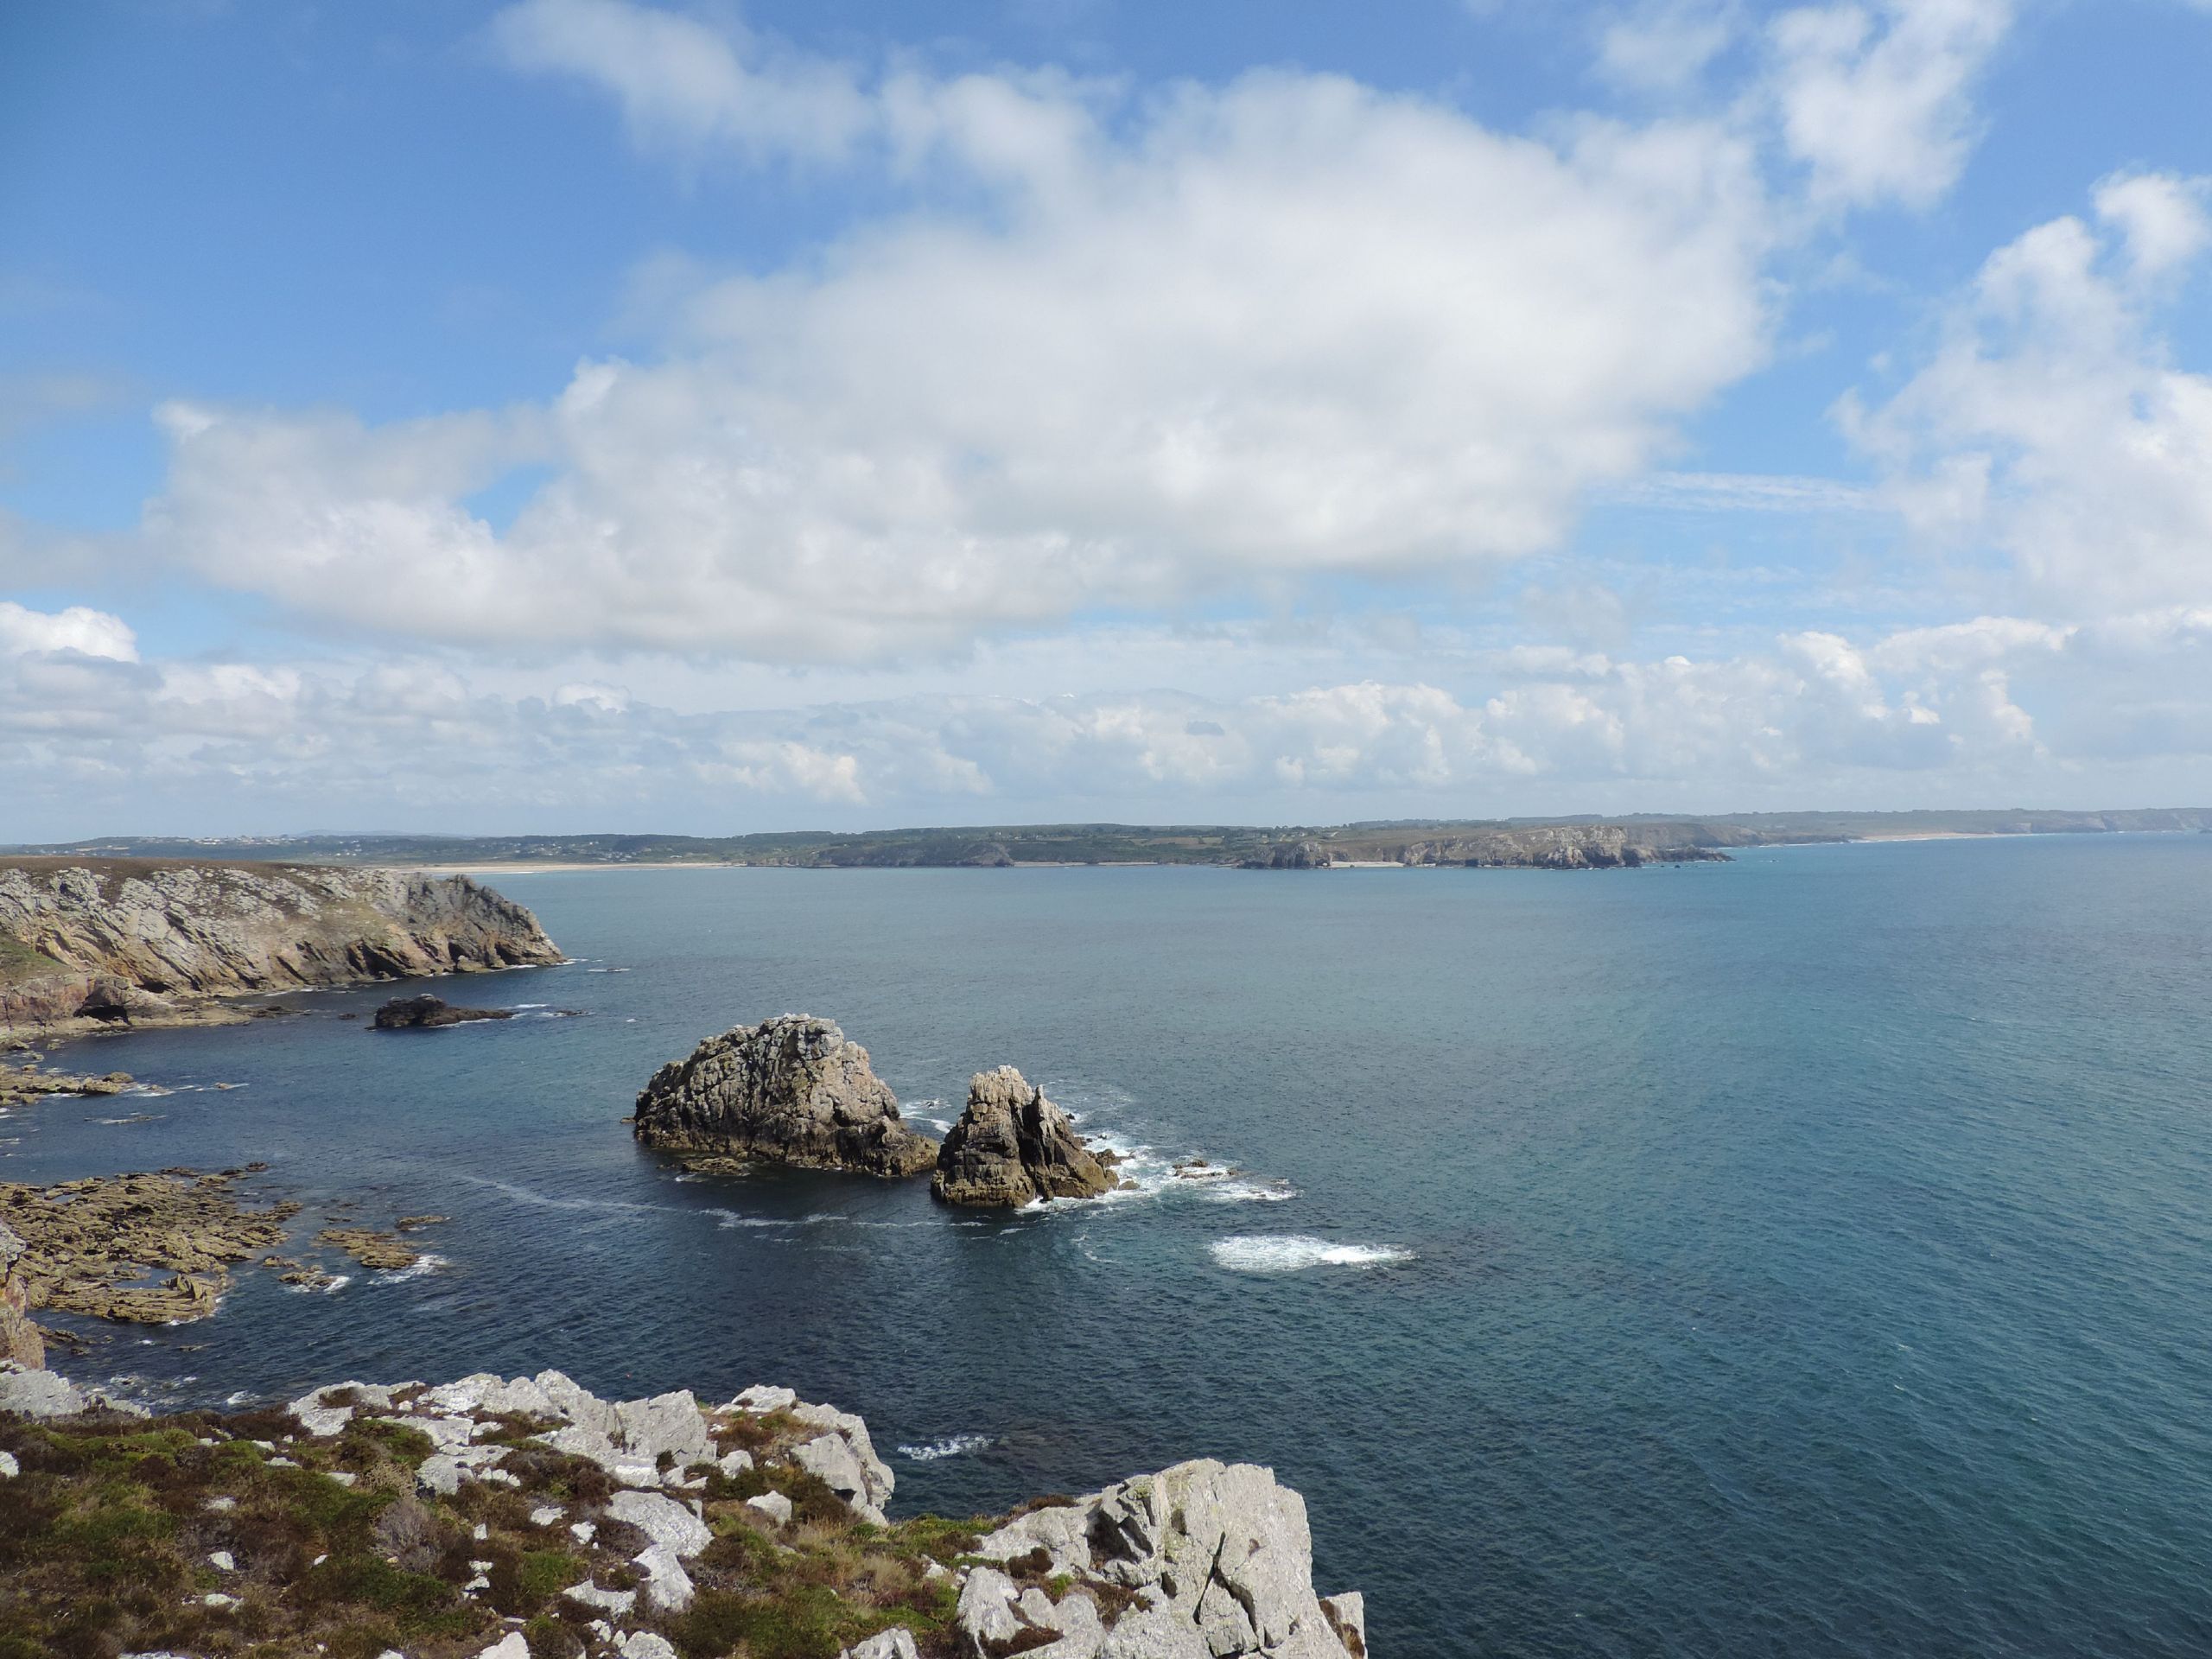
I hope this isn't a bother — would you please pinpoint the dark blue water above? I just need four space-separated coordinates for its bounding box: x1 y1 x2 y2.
10 836 2212 1658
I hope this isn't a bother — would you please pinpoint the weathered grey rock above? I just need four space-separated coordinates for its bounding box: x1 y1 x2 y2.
0 1362 85 1418
0 1449 18 1478
563 1579 637 1618
474 1633 531 1659
785 1400 893 1522
1319 1592 1367 1656
746 1491 794 1528
932 1067 1114 1207
842 1630 921 1659
608 1489 713 1559
615 1388 715 1471
618 1634 681 1659
731 1383 795 1413
634 1015 939 1177
959 1567 1107 1659
634 1541 696 1612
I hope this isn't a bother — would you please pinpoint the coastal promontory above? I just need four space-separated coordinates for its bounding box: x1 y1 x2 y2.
932 1066 1116 1206
633 1015 940 1178
0 858 564 1040
0 1360 1366 1659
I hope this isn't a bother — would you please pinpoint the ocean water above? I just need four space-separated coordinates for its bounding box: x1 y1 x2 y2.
10 836 2212 1657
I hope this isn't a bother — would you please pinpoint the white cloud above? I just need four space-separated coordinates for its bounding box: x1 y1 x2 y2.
489 0 871 162
17 600 2212 836
0 601 138 662
145 16 1776 664
1597 0 1741 93
1766 0 2013 208
1841 175 2212 613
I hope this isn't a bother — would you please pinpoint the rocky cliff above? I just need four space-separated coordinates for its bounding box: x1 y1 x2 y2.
0 858 564 1039
634 1014 941 1178
933 1066 1116 1207
0 1361 1365 1659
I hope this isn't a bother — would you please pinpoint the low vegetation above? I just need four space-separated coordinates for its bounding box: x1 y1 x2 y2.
0 1400 997 1659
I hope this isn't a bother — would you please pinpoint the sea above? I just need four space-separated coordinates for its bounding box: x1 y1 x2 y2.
7 834 2212 1658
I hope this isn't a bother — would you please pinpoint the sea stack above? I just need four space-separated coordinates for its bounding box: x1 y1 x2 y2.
933 1066 1116 1206
632 1015 939 1178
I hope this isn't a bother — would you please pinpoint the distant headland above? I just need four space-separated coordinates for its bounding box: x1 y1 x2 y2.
9 807 2210 874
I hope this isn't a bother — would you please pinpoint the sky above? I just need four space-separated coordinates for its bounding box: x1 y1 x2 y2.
4 0 2212 838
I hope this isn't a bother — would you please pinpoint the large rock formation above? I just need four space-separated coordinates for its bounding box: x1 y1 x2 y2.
933 1065 1116 1207
0 859 564 1039
633 1015 939 1177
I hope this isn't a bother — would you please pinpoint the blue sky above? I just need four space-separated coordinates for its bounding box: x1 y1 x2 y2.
4 0 2212 836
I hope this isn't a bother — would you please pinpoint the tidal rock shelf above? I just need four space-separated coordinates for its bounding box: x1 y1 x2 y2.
0 1362 1365 1659
0 857 565 1041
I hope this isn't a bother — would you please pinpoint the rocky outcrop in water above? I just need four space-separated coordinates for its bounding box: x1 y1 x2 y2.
0 1363 1363 1659
371 994 513 1029
633 1014 940 1177
933 1065 1116 1206
0 858 564 1039
0 1061 133 1108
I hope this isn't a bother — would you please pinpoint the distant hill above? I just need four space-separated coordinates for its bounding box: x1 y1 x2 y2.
10 808 2210 872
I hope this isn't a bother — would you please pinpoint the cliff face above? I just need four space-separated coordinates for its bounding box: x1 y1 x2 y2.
634 1014 941 1178
0 858 564 1038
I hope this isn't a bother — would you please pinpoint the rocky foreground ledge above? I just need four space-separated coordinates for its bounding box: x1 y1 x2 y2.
0 1361 1364 1659
0 858 564 1041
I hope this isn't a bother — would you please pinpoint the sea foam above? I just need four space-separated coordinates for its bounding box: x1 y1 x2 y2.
1210 1235 1413 1273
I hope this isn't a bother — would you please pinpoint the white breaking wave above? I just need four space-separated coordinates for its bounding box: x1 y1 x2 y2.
898 1433 994 1461
282 1273 352 1294
372 1253 447 1282
1210 1236 1414 1273
1204 1179 1300 1204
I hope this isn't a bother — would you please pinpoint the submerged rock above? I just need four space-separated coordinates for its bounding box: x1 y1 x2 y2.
372 995 512 1029
632 1014 938 1178
932 1066 1114 1207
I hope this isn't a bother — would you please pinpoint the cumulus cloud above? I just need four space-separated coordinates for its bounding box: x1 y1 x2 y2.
1841 173 2212 613
12 598 2212 836
0 601 138 663
489 0 872 162
1766 0 2013 208
143 16 1774 664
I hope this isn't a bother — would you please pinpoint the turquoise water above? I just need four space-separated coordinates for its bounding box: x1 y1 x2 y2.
10 836 2212 1656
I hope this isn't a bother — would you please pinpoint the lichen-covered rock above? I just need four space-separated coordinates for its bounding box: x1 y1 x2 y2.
974 1459 1361 1659
0 858 563 1040
932 1066 1114 1207
632 1015 938 1177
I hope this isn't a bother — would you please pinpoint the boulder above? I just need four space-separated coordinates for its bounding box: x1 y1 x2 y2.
633 1015 938 1177
607 1490 712 1559
932 1067 1114 1207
